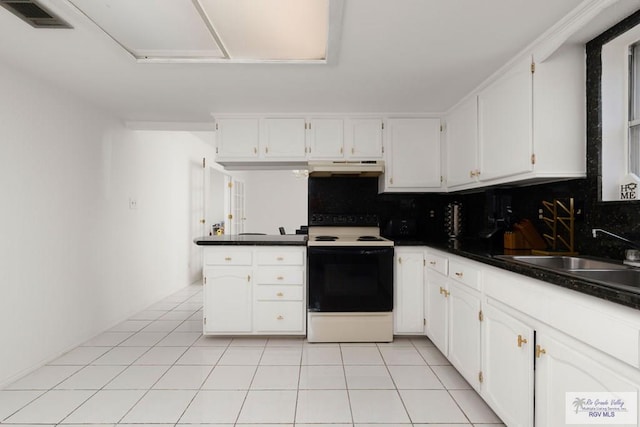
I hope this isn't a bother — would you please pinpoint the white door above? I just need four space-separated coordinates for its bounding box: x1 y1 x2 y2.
188 158 205 284
394 249 425 334
478 58 533 181
448 280 481 391
228 179 245 235
481 301 534 427
204 167 228 234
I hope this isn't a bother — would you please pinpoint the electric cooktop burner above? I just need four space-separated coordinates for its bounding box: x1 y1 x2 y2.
358 236 384 241
315 236 338 241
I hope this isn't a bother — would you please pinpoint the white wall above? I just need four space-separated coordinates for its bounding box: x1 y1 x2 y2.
0 61 216 387
239 171 308 235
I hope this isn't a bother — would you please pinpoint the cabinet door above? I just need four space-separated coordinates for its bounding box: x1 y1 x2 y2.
535 331 640 426
446 97 479 188
481 301 534 427
262 118 306 158
204 268 253 333
346 118 383 159
385 118 441 190
478 59 533 181
425 270 448 355
215 118 260 159
448 280 481 391
307 118 345 159
254 301 305 333
394 249 425 334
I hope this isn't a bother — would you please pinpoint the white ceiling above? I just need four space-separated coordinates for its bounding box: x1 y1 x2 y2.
0 0 636 123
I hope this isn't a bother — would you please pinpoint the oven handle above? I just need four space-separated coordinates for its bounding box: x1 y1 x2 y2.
308 246 394 256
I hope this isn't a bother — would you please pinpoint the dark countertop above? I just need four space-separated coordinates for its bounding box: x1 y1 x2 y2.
395 238 640 311
195 234 308 246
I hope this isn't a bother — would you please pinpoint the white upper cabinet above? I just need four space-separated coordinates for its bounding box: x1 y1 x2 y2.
214 115 387 165
444 44 586 191
215 117 260 159
216 117 306 161
262 118 306 159
478 57 534 182
382 118 442 192
307 118 345 159
345 118 384 159
445 97 478 189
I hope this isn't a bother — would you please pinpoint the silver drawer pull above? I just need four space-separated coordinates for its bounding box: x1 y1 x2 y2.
276 292 284 297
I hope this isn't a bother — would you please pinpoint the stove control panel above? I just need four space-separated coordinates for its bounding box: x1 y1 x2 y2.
309 213 379 227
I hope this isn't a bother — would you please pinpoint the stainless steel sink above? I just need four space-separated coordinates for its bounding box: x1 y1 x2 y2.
495 255 629 270
569 269 640 288
496 255 640 291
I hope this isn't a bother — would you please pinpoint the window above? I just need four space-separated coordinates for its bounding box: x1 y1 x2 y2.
630 42 640 175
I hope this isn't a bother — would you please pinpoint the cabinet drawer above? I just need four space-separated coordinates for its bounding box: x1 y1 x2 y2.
254 301 304 332
448 260 481 290
255 285 303 301
425 252 448 275
255 268 304 285
205 250 252 266
257 250 304 266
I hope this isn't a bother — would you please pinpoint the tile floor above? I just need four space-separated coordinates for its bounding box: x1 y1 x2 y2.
0 284 505 426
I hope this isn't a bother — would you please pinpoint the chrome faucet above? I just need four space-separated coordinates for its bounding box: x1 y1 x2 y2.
591 228 640 249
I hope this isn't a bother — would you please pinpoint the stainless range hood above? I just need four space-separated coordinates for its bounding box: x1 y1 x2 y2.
307 160 384 177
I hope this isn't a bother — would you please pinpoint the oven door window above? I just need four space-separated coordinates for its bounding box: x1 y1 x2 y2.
308 246 393 312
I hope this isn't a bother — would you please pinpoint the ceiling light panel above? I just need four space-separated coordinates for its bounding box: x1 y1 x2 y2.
198 0 329 60
70 0 224 59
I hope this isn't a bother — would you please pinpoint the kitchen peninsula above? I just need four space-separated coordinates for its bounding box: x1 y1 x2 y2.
195 235 307 336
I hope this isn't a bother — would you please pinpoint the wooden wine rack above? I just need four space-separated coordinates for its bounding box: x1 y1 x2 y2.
532 197 578 255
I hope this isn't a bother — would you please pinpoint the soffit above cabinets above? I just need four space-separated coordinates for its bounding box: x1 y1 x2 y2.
67 0 335 63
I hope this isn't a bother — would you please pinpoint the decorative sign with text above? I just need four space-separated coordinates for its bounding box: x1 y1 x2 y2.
620 174 640 200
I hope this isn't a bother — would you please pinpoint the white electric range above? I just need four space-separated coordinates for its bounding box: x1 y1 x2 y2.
306 215 395 343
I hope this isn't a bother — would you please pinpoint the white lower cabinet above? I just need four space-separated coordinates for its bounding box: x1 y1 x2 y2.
424 250 481 391
425 268 448 354
204 268 253 333
394 248 425 334
424 251 449 353
424 247 640 427
481 299 534 427
448 280 481 391
535 330 640 427
203 246 306 335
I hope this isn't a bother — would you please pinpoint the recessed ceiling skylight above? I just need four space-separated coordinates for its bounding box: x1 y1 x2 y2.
68 0 336 63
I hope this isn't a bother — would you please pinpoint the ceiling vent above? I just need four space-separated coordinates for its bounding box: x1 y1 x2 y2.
0 0 72 28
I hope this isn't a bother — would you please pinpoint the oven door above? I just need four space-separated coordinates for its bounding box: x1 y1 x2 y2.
308 246 394 312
